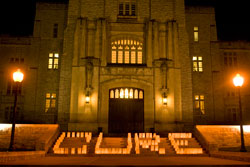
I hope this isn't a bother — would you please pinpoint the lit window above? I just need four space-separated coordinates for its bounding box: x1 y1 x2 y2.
115 89 119 98
118 0 136 16
45 93 56 112
120 89 124 98
194 26 199 42
109 88 143 99
48 53 59 69
125 88 129 98
110 90 114 98
139 91 143 99
134 89 138 99
129 89 133 98
194 95 205 114
111 39 143 64
193 56 203 72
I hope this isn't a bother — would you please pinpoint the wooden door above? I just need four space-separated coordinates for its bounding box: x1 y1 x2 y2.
108 88 144 133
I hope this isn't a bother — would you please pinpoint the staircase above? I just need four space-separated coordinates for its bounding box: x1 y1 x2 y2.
168 133 205 155
50 132 205 156
100 137 127 148
158 138 176 155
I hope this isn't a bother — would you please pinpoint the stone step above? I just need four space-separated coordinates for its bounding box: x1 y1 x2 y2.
50 133 206 155
101 137 127 148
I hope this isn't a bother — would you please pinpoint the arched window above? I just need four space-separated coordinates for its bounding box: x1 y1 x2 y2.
115 89 119 98
110 90 114 98
109 88 143 99
111 38 143 64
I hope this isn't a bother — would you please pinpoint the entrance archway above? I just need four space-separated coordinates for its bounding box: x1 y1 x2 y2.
108 88 144 133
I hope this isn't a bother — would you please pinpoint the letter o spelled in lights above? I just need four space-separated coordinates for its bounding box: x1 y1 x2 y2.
13 69 24 82
233 74 244 87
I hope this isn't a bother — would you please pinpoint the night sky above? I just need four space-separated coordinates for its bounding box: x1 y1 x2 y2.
0 0 249 41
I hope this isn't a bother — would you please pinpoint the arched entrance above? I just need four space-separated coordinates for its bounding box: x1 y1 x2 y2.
109 88 144 133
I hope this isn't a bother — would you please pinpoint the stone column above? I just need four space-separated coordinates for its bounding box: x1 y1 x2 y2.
153 21 159 60
147 21 153 67
95 19 101 59
173 21 180 67
87 21 95 58
161 62 168 90
167 21 173 60
73 18 80 66
80 18 87 59
101 19 107 66
159 24 166 59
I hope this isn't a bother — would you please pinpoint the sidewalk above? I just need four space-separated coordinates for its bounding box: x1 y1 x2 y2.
210 151 250 162
1 155 250 166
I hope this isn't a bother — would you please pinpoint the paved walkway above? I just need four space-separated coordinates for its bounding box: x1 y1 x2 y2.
211 151 250 162
1 155 250 166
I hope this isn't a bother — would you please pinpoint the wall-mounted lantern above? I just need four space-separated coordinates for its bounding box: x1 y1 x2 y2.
85 92 90 104
162 93 167 105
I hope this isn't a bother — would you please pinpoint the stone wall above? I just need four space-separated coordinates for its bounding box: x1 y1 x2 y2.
195 125 250 152
219 41 250 124
0 37 31 123
33 2 67 123
185 5 219 124
62 0 192 133
0 124 59 152
0 151 45 163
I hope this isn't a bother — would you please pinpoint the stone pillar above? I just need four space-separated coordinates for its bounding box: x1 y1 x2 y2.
167 21 173 60
173 21 180 67
147 21 153 67
159 24 166 59
73 18 80 66
95 19 101 59
80 18 87 59
161 63 168 90
101 19 107 66
87 21 95 58
153 21 159 60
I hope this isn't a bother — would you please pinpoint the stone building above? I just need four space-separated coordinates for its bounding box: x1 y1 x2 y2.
0 0 249 133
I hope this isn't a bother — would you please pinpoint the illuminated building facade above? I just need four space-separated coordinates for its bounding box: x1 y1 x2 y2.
0 0 249 133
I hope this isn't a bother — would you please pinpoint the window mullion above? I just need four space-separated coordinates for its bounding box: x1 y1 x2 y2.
135 45 138 64
123 2 125 15
116 45 118 63
52 54 55 69
123 45 125 63
129 45 131 64
129 1 131 15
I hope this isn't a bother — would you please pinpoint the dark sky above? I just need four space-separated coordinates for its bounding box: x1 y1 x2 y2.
0 0 249 41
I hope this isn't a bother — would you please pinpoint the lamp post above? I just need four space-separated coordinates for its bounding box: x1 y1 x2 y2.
233 73 247 152
9 69 24 151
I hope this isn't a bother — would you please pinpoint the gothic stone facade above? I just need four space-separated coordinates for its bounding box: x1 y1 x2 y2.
0 0 249 133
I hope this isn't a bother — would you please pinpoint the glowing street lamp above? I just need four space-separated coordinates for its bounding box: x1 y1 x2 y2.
233 74 244 87
13 69 24 83
9 69 24 151
233 73 247 152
